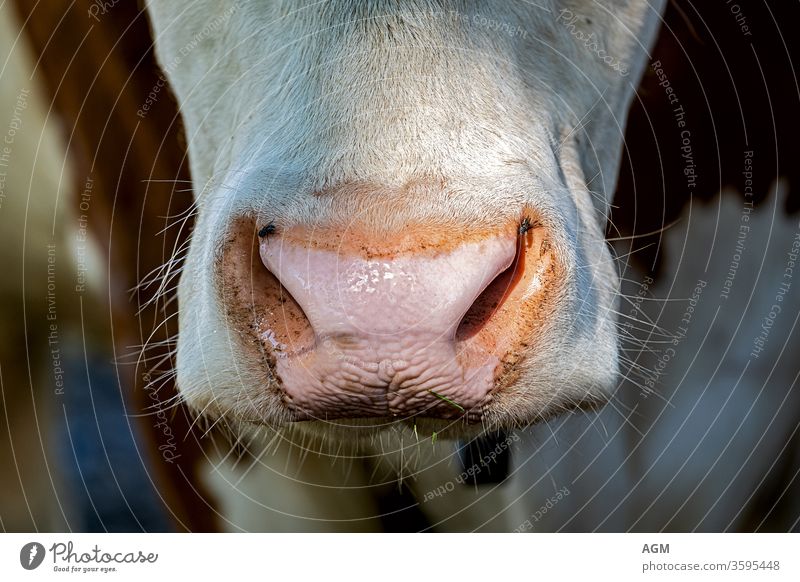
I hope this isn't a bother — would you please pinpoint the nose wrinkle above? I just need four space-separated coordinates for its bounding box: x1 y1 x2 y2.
260 235 517 341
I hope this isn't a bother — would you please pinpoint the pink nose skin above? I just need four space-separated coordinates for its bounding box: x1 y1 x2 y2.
260 233 518 421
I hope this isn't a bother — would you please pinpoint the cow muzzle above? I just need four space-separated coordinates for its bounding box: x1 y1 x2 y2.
219 216 558 423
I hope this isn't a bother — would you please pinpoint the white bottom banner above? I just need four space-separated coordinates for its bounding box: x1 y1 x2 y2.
0 533 796 581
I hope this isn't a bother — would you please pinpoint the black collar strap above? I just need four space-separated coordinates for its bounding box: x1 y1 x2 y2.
456 430 512 485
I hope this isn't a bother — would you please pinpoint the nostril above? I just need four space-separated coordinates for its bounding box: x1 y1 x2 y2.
250 251 315 355
456 244 523 342
220 219 315 357
456 219 540 342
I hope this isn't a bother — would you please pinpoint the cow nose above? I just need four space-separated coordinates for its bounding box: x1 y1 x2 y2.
255 225 522 420
260 232 516 342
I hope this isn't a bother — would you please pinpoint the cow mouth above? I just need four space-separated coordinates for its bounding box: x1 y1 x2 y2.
219 215 558 425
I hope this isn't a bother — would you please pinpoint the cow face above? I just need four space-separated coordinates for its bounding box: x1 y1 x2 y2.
145 0 665 436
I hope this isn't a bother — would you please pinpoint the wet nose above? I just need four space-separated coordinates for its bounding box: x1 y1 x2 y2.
260 232 516 343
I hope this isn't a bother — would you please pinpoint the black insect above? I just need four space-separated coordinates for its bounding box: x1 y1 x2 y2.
518 216 533 236
258 222 276 237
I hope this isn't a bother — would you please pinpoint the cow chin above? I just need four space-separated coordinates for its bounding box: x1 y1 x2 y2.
174 181 619 440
